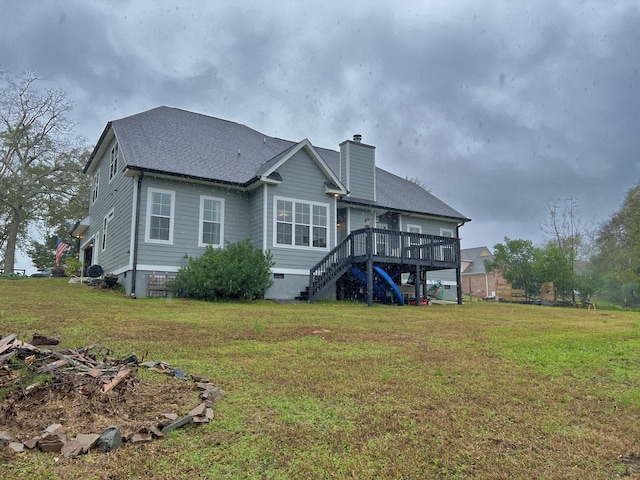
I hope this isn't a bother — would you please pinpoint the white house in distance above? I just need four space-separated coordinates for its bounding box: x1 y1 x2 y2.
73 107 470 305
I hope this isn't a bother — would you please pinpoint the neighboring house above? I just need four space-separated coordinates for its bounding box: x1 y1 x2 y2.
73 107 470 304
461 246 506 299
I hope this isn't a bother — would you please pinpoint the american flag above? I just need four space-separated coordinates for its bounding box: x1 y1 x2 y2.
56 236 70 267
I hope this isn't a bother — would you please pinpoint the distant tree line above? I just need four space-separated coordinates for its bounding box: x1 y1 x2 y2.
486 193 640 308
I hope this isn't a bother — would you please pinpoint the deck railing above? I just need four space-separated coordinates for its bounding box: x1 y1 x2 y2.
308 228 460 301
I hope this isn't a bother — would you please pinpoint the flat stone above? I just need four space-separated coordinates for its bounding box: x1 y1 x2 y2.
162 413 179 420
38 433 66 453
191 373 210 383
161 415 194 435
200 385 226 401
130 432 153 443
30 333 60 346
194 407 215 424
24 437 40 449
172 367 187 379
8 442 24 453
0 431 15 446
123 354 138 364
61 440 83 458
75 433 100 453
149 426 163 438
139 361 158 368
97 426 122 452
195 382 214 390
43 424 65 435
188 402 206 417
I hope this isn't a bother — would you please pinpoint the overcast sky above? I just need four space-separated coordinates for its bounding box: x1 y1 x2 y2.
2 1 639 271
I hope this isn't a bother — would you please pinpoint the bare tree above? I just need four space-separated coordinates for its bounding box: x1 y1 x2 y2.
0 71 85 273
539 198 592 302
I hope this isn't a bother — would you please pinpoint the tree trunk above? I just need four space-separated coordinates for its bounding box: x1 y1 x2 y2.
3 211 22 274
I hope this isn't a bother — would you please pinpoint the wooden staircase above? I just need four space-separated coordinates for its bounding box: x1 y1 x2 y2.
307 228 460 303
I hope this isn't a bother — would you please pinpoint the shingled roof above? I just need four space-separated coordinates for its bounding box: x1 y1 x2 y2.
86 106 469 222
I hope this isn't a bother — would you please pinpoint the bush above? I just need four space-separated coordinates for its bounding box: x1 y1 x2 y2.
170 239 274 301
64 257 82 276
0 272 27 280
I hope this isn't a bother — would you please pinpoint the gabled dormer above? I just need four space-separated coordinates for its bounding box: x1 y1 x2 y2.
339 134 376 202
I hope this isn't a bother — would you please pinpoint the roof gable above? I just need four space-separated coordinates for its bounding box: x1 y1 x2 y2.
257 138 346 194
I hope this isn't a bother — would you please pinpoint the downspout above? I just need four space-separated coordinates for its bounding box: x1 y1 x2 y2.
130 172 144 298
366 226 374 307
455 223 463 305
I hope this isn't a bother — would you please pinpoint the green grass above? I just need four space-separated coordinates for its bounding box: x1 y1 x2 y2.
2 278 640 479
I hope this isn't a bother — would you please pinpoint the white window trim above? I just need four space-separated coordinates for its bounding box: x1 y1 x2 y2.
91 171 100 204
109 142 119 183
101 209 115 252
272 195 330 251
439 227 455 261
145 187 175 244
408 224 422 247
82 234 99 266
198 195 225 248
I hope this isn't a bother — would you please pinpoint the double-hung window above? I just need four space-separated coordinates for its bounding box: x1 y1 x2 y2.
91 171 100 204
440 228 454 262
312 205 327 248
146 188 174 243
199 196 224 247
275 197 328 249
407 224 422 258
101 209 114 252
109 143 119 182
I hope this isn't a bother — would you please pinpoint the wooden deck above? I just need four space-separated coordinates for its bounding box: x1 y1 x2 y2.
308 228 461 305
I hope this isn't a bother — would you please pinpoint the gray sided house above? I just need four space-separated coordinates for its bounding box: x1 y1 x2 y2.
74 107 470 304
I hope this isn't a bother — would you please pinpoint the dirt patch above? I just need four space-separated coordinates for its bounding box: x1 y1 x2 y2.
1 334 221 457
2 370 197 440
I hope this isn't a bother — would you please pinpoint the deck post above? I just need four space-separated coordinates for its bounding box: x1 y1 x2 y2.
366 228 373 307
414 263 420 306
455 236 463 304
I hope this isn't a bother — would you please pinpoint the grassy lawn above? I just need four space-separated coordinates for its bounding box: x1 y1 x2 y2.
2 278 640 479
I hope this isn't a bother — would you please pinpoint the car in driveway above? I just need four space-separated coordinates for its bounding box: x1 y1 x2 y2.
31 267 54 278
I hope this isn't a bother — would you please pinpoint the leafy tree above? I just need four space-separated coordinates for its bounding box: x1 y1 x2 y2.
25 222 78 270
591 183 640 306
0 71 86 273
25 148 90 270
170 239 275 301
485 237 540 298
535 242 575 301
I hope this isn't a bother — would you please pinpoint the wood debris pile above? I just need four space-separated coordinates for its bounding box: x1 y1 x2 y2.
0 333 225 458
